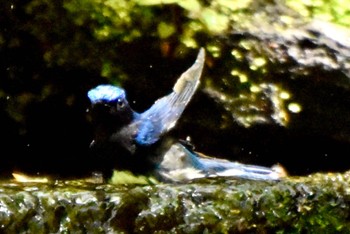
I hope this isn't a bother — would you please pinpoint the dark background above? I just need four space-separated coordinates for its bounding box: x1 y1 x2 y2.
1 0 350 179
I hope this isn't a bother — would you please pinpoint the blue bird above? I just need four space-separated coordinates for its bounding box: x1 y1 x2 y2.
87 48 284 183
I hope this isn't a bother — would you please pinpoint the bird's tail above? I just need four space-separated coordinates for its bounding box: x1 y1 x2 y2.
159 143 286 182
197 153 286 181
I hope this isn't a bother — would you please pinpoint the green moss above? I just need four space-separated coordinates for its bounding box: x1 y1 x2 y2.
286 0 350 27
109 170 159 185
0 171 350 232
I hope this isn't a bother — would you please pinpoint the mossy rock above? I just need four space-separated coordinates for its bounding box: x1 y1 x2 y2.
1 171 350 233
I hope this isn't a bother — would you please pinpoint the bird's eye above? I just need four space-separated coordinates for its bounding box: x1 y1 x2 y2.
116 98 125 109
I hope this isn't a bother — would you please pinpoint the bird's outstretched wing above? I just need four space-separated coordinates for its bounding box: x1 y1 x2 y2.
135 48 205 145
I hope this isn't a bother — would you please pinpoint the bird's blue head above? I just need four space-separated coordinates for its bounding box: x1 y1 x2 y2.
87 84 135 134
88 84 125 104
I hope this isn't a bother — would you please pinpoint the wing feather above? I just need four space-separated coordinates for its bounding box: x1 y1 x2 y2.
136 48 205 145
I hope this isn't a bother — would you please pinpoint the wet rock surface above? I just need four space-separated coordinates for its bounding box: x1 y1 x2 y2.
0 172 349 233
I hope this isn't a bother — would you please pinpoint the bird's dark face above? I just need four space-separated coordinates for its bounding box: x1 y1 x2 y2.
87 85 134 140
